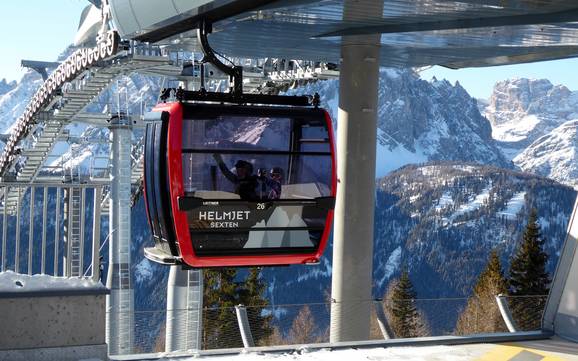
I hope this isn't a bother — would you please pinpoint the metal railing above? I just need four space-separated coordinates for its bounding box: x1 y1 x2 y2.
0 185 103 280
115 294 548 355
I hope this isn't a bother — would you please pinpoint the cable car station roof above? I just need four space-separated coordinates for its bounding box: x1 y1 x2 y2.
119 0 578 69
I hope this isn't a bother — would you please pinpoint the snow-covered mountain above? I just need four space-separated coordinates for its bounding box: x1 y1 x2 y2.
485 78 578 149
481 78 578 187
513 120 578 188
292 70 510 177
0 71 43 134
0 79 16 96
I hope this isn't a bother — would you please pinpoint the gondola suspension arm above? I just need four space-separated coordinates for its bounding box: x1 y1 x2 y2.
197 19 243 96
159 18 318 107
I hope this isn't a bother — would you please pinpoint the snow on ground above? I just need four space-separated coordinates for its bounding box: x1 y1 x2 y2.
491 114 541 142
496 192 526 220
450 185 492 221
135 258 154 285
451 165 476 173
0 270 105 292
158 345 486 361
513 120 578 188
376 129 428 177
435 191 454 211
375 246 402 288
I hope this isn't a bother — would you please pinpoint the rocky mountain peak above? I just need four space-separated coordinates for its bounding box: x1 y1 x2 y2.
376 69 509 170
0 78 16 96
486 78 577 124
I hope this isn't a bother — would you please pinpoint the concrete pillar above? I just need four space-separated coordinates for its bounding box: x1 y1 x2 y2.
330 0 383 343
165 266 203 352
106 115 134 355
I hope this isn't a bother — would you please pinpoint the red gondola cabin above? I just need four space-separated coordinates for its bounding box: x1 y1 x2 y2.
143 101 336 267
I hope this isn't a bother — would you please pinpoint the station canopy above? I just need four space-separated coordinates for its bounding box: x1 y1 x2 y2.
127 0 578 69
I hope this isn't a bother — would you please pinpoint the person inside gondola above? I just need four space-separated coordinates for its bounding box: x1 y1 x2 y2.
267 167 283 200
212 154 258 200
255 167 283 200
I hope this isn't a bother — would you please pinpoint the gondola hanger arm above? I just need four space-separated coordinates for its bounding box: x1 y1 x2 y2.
197 19 243 96
158 18 318 106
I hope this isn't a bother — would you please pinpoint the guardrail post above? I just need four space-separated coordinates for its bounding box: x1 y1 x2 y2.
496 294 518 333
373 301 394 339
235 304 255 348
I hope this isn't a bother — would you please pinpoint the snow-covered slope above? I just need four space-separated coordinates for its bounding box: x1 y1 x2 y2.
513 120 578 188
0 71 43 134
0 79 16 96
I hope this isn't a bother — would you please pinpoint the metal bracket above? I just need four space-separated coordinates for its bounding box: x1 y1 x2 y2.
197 19 243 96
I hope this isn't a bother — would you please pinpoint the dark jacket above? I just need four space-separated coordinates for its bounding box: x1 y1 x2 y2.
215 159 258 200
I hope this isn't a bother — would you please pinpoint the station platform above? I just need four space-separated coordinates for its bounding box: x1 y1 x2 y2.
112 335 578 361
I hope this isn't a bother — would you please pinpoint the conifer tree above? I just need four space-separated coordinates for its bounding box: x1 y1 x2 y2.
386 270 429 338
508 208 550 330
202 267 272 349
203 268 240 349
455 250 508 335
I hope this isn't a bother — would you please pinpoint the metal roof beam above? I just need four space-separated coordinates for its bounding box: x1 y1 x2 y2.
315 7 578 38
132 0 280 43
21 60 61 81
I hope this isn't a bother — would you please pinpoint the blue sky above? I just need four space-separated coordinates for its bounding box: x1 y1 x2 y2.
0 0 88 83
421 59 578 100
1 2 578 100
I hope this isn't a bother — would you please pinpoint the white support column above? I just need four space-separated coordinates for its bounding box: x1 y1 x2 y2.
330 0 383 343
165 267 203 352
106 115 134 355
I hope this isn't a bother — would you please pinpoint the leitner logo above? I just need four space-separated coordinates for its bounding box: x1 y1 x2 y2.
198 210 251 228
